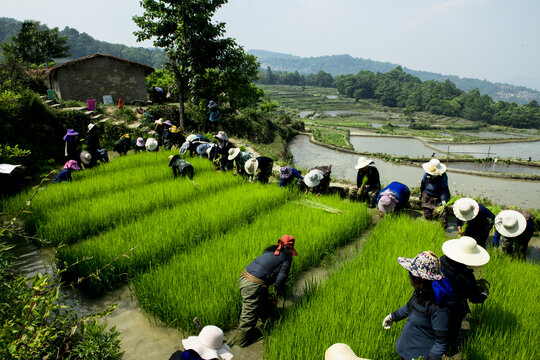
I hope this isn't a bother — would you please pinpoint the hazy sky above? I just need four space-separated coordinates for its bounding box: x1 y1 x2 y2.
3 0 540 90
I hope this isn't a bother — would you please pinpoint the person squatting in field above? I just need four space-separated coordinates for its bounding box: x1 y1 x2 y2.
236 235 298 347
420 158 450 228
168 155 194 180
452 198 495 248
355 157 381 208
382 251 452 360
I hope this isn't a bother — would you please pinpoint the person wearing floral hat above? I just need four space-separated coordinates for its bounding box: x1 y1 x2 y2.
279 165 303 188
382 251 451 360
452 198 495 248
355 157 380 208
237 235 299 347
440 237 490 345
169 325 233 360
493 209 535 257
420 158 451 228
52 160 81 184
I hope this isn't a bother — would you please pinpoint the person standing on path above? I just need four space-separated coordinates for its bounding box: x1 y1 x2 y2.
63 128 81 167
236 235 298 347
420 158 450 228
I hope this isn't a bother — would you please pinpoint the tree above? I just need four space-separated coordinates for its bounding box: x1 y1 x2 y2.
1 21 70 68
134 0 260 129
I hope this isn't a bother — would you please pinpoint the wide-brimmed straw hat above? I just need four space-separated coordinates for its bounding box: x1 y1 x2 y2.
228 148 240 161
280 165 293 179
325 343 365 360
87 123 96 132
398 251 443 280
422 158 446 176
145 138 158 151
494 210 527 238
215 131 229 142
170 125 180 133
442 236 490 266
303 169 324 188
453 198 480 222
355 156 374 170
136 137 145 147
182 326 233 360
244 158 259 175
63 129 79 141
63 160 81 170
80 151 92 165
378 189 398 214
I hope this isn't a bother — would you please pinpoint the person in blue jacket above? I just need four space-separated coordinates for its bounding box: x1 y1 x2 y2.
420 159 450 228
52 160 81 183
236 235 298 347
493 209 535 257
452 198 495 248
279 165 303 188
376 182 410 216
382 251 451 360
207 100 220 132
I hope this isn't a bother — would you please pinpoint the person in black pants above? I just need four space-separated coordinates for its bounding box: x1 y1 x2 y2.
244 156 274 184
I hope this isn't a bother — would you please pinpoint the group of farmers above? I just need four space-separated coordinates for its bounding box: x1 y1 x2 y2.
54 113 535 360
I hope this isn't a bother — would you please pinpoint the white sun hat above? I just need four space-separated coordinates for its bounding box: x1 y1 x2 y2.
325 343 366 360
215 131 229 142
182 325 233 360
494 210 527 238
145 137 158 151
303 169 324 188
442 236 490 266
422 158 446 176
87 123 96 132
228 147 240 161
453 198 480 222
354 156 374 170
244 157 259 175
80 150 92 165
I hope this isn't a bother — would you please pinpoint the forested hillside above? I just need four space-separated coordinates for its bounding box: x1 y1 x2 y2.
249 50 540 105
0 17 167 68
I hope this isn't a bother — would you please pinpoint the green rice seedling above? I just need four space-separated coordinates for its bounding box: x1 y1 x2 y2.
264 215 447 360
57 182 293 296
33 165 236 246
133 195 371 330
459 251 540 359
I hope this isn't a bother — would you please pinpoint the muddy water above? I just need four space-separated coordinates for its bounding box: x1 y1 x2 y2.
289 135 540 209
428 140 540 161
448 162 540 176
350 135 435 157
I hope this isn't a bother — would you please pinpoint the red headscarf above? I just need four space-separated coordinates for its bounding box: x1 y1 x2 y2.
274 235 298 256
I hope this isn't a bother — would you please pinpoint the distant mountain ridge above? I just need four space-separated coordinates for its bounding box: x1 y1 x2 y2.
248 50 540 105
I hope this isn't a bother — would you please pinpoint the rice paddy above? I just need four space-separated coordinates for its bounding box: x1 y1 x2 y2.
4 150 538 359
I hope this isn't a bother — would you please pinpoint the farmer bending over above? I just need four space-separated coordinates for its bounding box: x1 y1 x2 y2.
303 166 332 195
52 160 81 184
377 181 410 216
168 155 194 180
169 325 233 360
452 198 494 248
236 235 298 347
355 157 380 208
493 209 535 257
244 156 274 184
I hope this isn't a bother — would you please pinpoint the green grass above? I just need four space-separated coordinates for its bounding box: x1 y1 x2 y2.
133 195 371 330
310 125 353 149
57 180 293 295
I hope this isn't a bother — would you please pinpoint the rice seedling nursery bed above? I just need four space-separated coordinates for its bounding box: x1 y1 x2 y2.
264 215 540 360
133 196 371 330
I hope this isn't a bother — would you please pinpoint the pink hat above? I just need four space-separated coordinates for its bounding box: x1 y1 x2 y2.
378 190 398 213
63 160 81 170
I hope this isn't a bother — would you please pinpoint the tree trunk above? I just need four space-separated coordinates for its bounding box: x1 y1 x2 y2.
173 71 185 130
